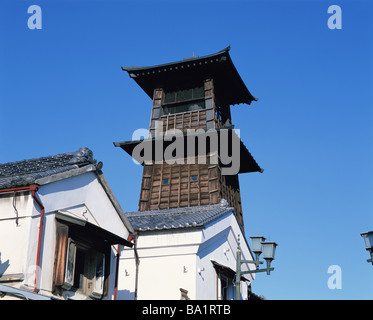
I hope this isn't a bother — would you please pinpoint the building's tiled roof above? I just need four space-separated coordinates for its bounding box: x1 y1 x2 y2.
0 147 98 189
122 46 258 106
125 202 234 232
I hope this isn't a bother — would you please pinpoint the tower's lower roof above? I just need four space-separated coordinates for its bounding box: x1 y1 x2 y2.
114 127 263 174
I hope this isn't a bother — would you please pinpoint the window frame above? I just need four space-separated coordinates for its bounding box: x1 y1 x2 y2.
52 213 133 299
219 273 235 300
164 86 204 104
213 261 238 300
162 85 206 116
62 237 106 298
62 238 76 290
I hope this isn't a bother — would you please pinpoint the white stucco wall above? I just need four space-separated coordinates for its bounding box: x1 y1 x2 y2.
119 211 256 300
0 171 132 300
0 192 34 280
196 213 255 300
119 228 200 300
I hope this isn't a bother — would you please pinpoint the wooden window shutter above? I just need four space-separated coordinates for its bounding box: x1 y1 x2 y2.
91 252 105 299
84 250 96 295
63 238 76 289
52 221 69 290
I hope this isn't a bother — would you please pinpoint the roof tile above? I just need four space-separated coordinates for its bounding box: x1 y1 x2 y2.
125 203 234 232
0 147 97 189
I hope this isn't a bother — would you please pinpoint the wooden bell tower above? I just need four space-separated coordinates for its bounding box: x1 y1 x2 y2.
114 47 262 228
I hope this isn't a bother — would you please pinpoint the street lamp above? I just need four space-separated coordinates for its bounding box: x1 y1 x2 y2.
262 241 278 274
250 235 266 267
235 234 278 300
360 231 373 264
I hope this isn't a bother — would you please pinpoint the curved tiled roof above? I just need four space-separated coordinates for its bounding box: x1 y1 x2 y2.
121 46 258 107
0 147 98 189
125 202 234 232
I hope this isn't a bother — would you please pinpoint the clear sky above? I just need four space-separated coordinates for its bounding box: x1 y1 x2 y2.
1 0 373 300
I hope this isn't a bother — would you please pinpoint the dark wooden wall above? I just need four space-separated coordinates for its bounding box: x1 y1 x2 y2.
138 79 244 227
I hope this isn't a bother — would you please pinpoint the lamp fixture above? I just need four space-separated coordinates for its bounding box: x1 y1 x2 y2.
360 231 373 264
235 234 278 300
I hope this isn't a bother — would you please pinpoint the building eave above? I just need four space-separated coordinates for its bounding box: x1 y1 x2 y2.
55 212 133 247
125 203 234 232
122 46 232 73
114 127 263 174
121 46 258 107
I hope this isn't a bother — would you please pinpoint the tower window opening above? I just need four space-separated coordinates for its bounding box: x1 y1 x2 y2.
162 86 205 115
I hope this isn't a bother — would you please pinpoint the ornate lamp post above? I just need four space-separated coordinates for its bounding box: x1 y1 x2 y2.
235 234 277 300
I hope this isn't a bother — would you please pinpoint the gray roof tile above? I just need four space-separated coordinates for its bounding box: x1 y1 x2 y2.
0 147 98 189
125 203 234 232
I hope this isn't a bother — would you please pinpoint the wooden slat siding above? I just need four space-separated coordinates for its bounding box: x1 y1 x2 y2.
52 221 69 292
219 174 244 227
200 162 210 205
138 164 152 211
208 162 220 204
149 88 164 138
169 165 179 208
180 164 189 207
204 79 216 130
158 162 164 207
139 87 163 211
139 157 213 210
138 159 244 220
160 165 171 210
143 167 227 210
161 109 207 134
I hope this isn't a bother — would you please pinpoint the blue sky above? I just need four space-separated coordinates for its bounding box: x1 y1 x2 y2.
1 0 373 299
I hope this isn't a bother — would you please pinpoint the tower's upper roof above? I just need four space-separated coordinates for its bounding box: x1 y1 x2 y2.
122 46 258 107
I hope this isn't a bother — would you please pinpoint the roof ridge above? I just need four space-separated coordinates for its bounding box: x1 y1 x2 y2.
125 203 233 217
0 147 99 189
121 46 231 72
125 204 234 232
0 152 73 168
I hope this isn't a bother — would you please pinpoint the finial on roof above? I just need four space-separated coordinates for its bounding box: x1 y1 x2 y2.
68 147 97 166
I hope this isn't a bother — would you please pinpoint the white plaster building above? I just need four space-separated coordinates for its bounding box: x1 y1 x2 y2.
118 203 258 300
0 147 134 300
